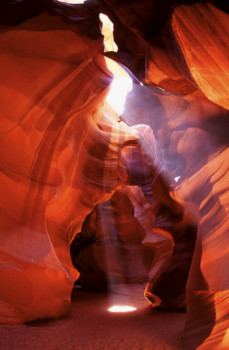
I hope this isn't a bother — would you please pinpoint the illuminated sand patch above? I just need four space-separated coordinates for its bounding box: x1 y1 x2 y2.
108 305 137 313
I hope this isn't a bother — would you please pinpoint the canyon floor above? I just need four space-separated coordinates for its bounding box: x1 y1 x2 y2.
0 284 185 350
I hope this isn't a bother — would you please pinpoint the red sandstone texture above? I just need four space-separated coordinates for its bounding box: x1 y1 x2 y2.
0 1 228 349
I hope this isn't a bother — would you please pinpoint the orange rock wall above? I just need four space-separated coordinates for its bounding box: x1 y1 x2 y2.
0 12 138 323
0 2 228 350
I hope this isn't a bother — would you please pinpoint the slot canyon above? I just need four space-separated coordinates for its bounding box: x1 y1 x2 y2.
0 0 228 349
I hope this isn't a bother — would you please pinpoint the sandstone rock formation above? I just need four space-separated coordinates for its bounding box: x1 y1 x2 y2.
0 1 228 349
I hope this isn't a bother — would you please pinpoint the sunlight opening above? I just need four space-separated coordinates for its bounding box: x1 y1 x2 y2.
106 75 132 115
99 13 133 116
99 13 118 53
108 305 137 313
56 0 86 4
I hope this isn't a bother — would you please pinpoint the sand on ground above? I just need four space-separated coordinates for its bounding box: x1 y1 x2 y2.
0 284 185 350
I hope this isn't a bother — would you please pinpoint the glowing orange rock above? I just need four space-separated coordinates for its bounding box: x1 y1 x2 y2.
0 12 115 323
0 10 142 323
0 2 228 350
172 3 229 110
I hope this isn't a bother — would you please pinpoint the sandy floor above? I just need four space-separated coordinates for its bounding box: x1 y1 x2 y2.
0 284 185 350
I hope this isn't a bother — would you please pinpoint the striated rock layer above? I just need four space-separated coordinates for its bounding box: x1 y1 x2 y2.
119 3 229 349
0 9 138 323
0 1 229 350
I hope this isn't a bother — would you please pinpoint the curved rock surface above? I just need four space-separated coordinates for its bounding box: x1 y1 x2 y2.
0 1 228 349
